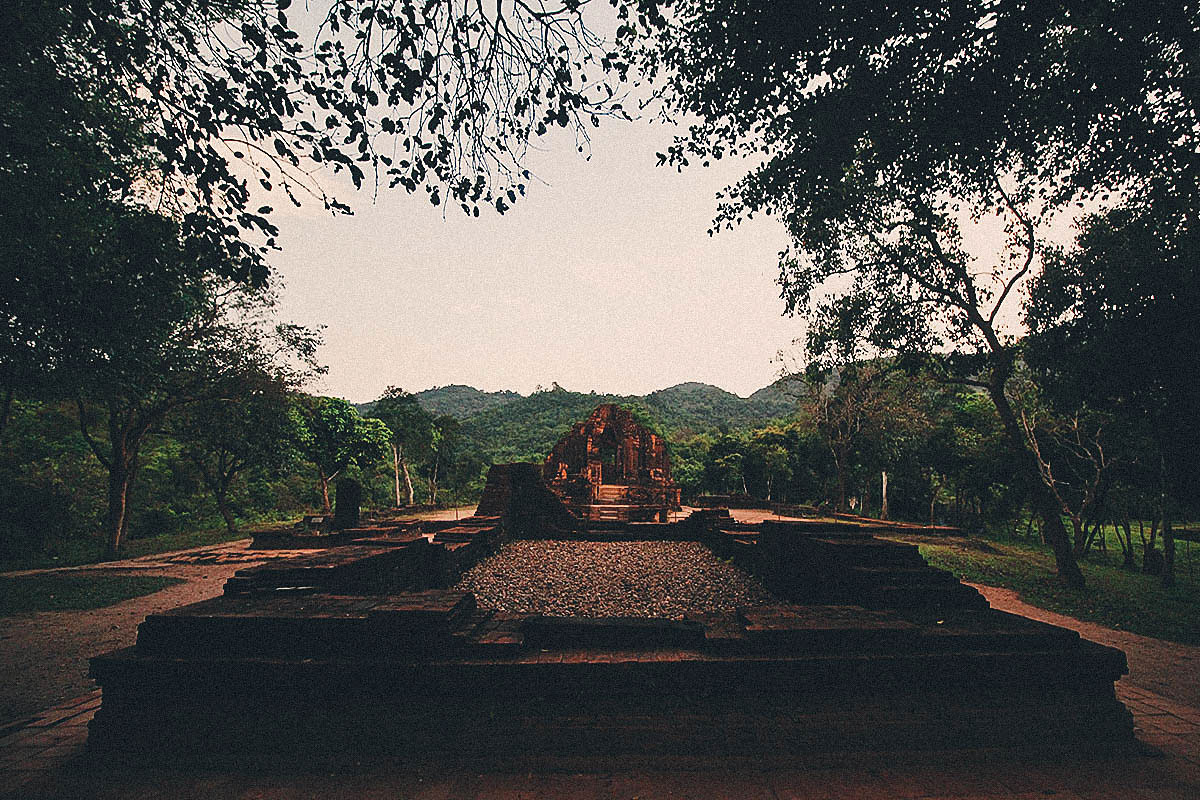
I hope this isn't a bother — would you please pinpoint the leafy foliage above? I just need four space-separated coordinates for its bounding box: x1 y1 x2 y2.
7 0 664 287
1026 203 1200 509
58 211 322 553
173 379 299 533
630 0 1200 587
290 395 390 509
453 382 797 468
642 382 795 433
1024 203 1200 581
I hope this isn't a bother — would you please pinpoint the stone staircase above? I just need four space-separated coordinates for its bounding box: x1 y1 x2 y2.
594 484 631 503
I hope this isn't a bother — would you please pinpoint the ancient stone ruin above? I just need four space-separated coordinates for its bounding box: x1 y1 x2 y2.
543 404 681 522
85 406 1136 768
87 508 1134 767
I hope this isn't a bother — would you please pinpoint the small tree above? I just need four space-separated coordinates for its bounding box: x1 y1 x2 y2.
803 363 929 514
703 434 748 496
291 397 390 512
743 430 792 503
368 387 434 507
423 415 462 506
1014 386 1118 558
172 378 299 535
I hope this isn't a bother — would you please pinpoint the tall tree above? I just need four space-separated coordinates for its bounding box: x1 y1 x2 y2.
59 211 321 556
291 396 390 511
743 430 792 503
1026 203 1200 586
0 4 153 432
637 1 1200 586
2 0 660 442
703 434 748 496
4 0 661 290
368 387 434 507
802 362 930 514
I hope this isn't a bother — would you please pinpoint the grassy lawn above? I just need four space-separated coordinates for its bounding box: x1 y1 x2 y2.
0 519 297 573
0 574 185 616
896 532 1200 646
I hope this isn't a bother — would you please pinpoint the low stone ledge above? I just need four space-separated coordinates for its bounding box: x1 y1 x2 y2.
522 616 707 650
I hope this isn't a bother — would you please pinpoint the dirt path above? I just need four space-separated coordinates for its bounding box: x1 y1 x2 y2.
0 509 479 727
0 541 311 727
970 582 1200 709
414 504 477 522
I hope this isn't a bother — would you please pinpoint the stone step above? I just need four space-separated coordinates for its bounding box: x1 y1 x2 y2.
738 605 920 652
88 639 1133 766
861 582 990 613
805 537 927 567
847 566 961 587
225 542 433 595
135 591 480 659
522 616 707 650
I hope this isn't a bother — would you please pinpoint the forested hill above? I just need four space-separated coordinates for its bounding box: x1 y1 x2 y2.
450 381 799 465
643 382 795 431
412 385 521 418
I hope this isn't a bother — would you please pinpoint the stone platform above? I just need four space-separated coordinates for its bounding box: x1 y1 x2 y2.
86 481 1135 767
89 592 1129 767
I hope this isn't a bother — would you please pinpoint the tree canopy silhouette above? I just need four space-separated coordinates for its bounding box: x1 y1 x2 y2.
636 0 1200 587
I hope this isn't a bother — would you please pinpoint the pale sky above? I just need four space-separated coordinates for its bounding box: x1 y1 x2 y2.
270 118 802 403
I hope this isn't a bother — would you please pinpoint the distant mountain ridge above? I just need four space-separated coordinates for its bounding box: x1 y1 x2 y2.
412 380 796 423
410 380 801 466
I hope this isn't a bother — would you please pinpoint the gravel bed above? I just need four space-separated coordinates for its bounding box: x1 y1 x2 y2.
455 541 772 619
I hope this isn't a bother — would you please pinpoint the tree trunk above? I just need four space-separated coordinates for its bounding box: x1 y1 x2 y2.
1162 517 1176 588
215 488 237 536
1070 516 1087 557
834 460 848 512
880 471 889 520
1032 478 1085 585
1119 516 1136 569
986 365 1085 588
100 414 143 558
1160 454 1175 588
400 449 414 506
391 444 402 507
103 462 131 558
428 451 440 505
0 381 13 440
319 467 332 512
120 454 140 544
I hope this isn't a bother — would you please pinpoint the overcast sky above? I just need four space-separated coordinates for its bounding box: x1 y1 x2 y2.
269 118 802 403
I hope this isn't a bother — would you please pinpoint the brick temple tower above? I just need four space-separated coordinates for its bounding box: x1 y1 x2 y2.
543 404 681 522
